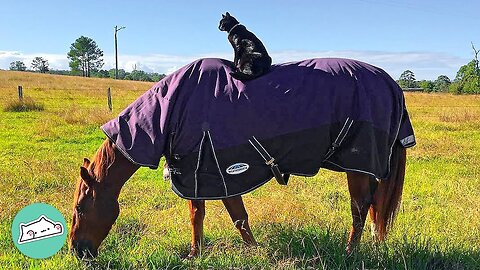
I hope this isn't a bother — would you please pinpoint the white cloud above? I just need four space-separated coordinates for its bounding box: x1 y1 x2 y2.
0 51 69 71
101 52 232 74
0 50 467 80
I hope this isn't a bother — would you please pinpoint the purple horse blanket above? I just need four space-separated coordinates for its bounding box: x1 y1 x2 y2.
101 58 415 199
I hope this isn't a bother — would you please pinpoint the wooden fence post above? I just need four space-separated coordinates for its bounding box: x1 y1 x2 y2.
18 86 23 101
107 87 112 111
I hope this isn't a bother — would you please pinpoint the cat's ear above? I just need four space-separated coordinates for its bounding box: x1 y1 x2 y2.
226 12 231 17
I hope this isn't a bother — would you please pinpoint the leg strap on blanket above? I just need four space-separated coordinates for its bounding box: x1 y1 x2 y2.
248 136 290 185
323 117 354 161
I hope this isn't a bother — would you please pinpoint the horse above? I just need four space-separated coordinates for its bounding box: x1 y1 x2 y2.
69 58 415 258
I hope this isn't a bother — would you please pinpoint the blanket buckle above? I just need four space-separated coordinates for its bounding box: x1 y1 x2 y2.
248 136 290 185
323 117 354 161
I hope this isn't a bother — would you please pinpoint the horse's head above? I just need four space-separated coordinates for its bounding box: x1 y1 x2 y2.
69 156 119 258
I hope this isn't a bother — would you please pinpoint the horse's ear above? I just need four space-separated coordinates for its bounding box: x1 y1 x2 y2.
80 167 95 189
226 12 230 17
83 158 90 168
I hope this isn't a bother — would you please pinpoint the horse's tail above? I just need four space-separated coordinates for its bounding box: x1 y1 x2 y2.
369 143 406 240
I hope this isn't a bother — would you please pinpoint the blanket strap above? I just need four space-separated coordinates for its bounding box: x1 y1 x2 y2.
248 136 290 185
323 117 354 161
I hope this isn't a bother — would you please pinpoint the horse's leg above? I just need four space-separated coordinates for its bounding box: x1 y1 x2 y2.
368 201 378 240
222 196 257 245
187 200 205 258
346 172 376 253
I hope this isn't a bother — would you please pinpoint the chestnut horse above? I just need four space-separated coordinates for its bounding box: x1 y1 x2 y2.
69 138 406 258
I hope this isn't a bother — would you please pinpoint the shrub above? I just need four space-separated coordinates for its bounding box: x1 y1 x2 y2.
3 97 45 112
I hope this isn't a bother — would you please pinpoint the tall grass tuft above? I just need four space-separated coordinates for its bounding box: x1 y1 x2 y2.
3 97 45 112
59 106 112 125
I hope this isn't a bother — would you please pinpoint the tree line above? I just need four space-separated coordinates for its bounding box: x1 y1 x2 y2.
398 43 480 94
8 36 480 93
8 36 165 82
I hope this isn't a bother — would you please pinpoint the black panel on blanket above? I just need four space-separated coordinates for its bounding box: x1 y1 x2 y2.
167 121 390 199
101 58 417 200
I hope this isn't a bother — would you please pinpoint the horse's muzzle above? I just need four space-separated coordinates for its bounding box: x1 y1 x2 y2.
71 239 98 258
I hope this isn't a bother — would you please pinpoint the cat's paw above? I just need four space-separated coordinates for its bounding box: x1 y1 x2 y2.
230 71 251 81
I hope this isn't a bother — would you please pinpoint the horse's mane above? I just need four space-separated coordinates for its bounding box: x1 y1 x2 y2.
89 139 116 181
73 139 115 203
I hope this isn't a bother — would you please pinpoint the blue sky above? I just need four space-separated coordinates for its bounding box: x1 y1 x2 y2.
1 0 479 80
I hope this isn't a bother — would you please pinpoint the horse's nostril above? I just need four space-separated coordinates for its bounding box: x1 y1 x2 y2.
71 240 97 258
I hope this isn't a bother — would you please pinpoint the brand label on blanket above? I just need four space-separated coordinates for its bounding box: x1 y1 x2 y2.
226 163 249 175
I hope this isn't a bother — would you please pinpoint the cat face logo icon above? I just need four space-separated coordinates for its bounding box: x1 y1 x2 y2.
18 215 64 244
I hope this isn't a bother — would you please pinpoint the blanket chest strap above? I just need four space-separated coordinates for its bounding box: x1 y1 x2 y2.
323 117 354 161
248 136 290 185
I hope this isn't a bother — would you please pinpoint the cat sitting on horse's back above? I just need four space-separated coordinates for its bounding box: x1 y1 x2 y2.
219 12 272 81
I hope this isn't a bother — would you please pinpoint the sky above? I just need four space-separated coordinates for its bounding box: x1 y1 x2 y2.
0 0 479 80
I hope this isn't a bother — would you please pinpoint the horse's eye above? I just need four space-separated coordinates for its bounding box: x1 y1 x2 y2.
76 204 84 215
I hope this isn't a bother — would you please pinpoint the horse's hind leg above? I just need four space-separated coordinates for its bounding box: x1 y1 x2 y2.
187 200 205 258
346 172 377 253
222 196 257 245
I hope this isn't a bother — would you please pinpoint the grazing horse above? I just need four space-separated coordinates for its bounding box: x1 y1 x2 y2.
70 58 415 258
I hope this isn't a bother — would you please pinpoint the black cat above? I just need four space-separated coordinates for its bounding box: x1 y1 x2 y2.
218 12 272 81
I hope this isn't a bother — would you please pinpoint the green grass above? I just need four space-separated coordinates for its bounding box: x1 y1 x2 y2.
0 71 479 269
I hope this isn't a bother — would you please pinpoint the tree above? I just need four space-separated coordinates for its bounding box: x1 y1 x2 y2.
125 70 152 81
434 75 451 92
450 60 480 94
31 57 49 73
450 43 480 94
108 68 126 79
67 36 104 77
398 70 417 88
9 61 27 71
472 42 479 72
91 69 109 78
418 80 434 92
150 72 166 82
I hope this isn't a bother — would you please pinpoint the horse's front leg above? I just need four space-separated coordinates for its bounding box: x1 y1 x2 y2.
222 196 257 245
346 172 377 253
187 200 205 258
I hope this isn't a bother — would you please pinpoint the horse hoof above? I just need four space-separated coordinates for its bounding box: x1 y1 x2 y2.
184 248 199 260
244 239 258 246
345 245 354 255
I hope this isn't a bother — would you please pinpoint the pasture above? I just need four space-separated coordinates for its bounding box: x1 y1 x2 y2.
0 70 479 269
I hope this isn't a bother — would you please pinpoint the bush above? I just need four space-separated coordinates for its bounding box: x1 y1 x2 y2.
3 97 45 112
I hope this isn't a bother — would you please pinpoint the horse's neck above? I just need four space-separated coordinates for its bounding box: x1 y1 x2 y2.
105 149 140 198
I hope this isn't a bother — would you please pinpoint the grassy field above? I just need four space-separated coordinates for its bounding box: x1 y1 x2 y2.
0 70 479 269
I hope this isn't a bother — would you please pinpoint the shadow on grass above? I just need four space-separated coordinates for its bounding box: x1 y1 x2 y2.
72 223 479 269
260 223 479 270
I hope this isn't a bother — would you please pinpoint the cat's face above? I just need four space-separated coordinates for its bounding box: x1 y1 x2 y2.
218 12 239 32
18 215 63 244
